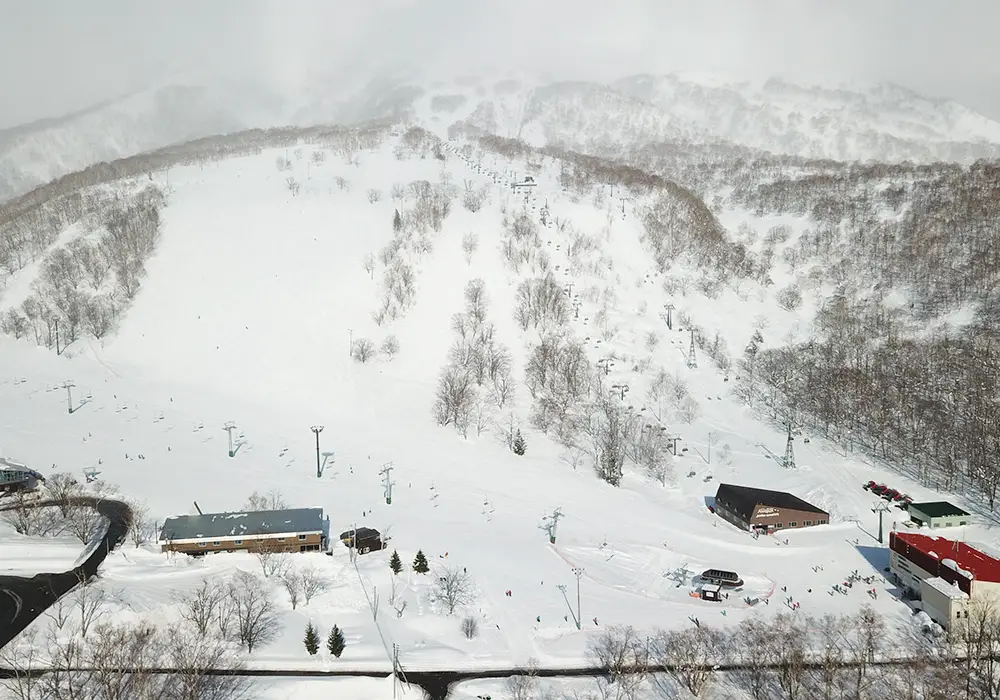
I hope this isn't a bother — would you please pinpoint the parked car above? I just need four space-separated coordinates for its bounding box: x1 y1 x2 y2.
339 527 385 555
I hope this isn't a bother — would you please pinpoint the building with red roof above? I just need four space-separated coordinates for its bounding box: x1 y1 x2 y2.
889 530 1000 629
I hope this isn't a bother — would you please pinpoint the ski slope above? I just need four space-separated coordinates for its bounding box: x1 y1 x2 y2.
0 133 989 669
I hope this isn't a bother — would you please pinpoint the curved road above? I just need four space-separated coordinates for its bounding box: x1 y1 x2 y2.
0 497 132 649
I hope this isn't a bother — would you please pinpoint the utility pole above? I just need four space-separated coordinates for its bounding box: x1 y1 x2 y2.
620 197 627 216
564 283 574 298
783 423 796 470
686 329 698 368
664 303 675 330
54 318 61 355
572 566 584 630
597 358 615 375
223 422 237 457
311 426 324 478
380 462 395 505
348 328 353 358
872 500 892 544
62 380 75 414
541 508 564 544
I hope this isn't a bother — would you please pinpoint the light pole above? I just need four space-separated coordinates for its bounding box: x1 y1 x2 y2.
347 329 353 358
571 567 584 630
311 426 325 478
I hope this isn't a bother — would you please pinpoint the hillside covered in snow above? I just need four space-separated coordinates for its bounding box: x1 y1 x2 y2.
3 72 1000 205
1 87 1000 698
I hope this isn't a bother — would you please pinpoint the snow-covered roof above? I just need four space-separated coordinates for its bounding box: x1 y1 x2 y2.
158 507 325 542
922 576 969 600
893 531 1000 584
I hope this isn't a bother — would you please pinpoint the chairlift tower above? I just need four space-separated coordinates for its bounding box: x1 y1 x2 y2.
541 508 564 544
686 329 698 368
311 426 325 477
380 462 395 505
783 423 796 470
223 422 237 458
62 380 75 415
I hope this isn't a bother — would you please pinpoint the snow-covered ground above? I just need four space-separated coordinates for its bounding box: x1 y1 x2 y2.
1 133 994 671
0 523 87 576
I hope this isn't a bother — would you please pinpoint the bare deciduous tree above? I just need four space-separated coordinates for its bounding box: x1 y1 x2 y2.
380 334 400 360
243 489 287 511
300 565 331 605
127 500 155 548
177 578 227 638
458 616 478 639
66 503 108 545
363 252 376 279
352 338 377 363
430 566 475 615
504 659 540 700
254 537 290 579
366 188 383 204
73 571 109 637
587 625 648 700
282 571 302 610
462 231 479 264
649 624 723 698
229 570 281 653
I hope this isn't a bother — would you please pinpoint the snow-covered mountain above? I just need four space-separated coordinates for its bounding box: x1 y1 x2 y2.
613 74 1000 163
3 71 999 205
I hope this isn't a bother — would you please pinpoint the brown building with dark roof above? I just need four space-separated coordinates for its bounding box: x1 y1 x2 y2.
714 483 829 532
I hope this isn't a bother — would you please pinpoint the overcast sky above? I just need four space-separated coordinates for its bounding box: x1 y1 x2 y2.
1 0 998 129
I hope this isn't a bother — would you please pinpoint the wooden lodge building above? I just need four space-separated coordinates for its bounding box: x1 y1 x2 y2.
714 483 829 532
158 507 329 555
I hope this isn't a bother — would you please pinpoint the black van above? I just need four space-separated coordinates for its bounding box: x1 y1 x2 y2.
339 527 384 555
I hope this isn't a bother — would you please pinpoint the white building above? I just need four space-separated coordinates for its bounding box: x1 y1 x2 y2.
890 530 1000 629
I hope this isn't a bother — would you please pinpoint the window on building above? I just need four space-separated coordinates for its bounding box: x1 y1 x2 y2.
804 521 812 526
213 541 221 546
298 534 307 541
234 539 243 545
819 519 827 524
775 523 783 529
960 521 968 526
198 542 207 548
789 521 798 527
277 537 286 542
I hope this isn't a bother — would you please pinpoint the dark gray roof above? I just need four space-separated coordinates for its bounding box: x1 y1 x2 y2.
715 483 827 520
159 507 324 542
910 501 970 518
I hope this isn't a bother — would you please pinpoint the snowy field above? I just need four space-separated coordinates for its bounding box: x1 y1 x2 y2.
0 522 89 576
1 129 995 670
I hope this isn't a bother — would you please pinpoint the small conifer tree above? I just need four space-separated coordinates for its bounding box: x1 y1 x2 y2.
413 549 429 574
513 429 526 456
304 622 320 656
390 549 403 575
327 625 346 658
393 209 402 232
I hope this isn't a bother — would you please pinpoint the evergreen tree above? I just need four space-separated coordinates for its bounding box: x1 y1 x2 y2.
393 209 402 232
412 549 429 574
513 429 526 456
304 622 320 656
327 625 346 658
389 549 403 575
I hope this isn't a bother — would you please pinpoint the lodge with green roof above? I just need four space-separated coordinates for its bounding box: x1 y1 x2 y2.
907 501 971 529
